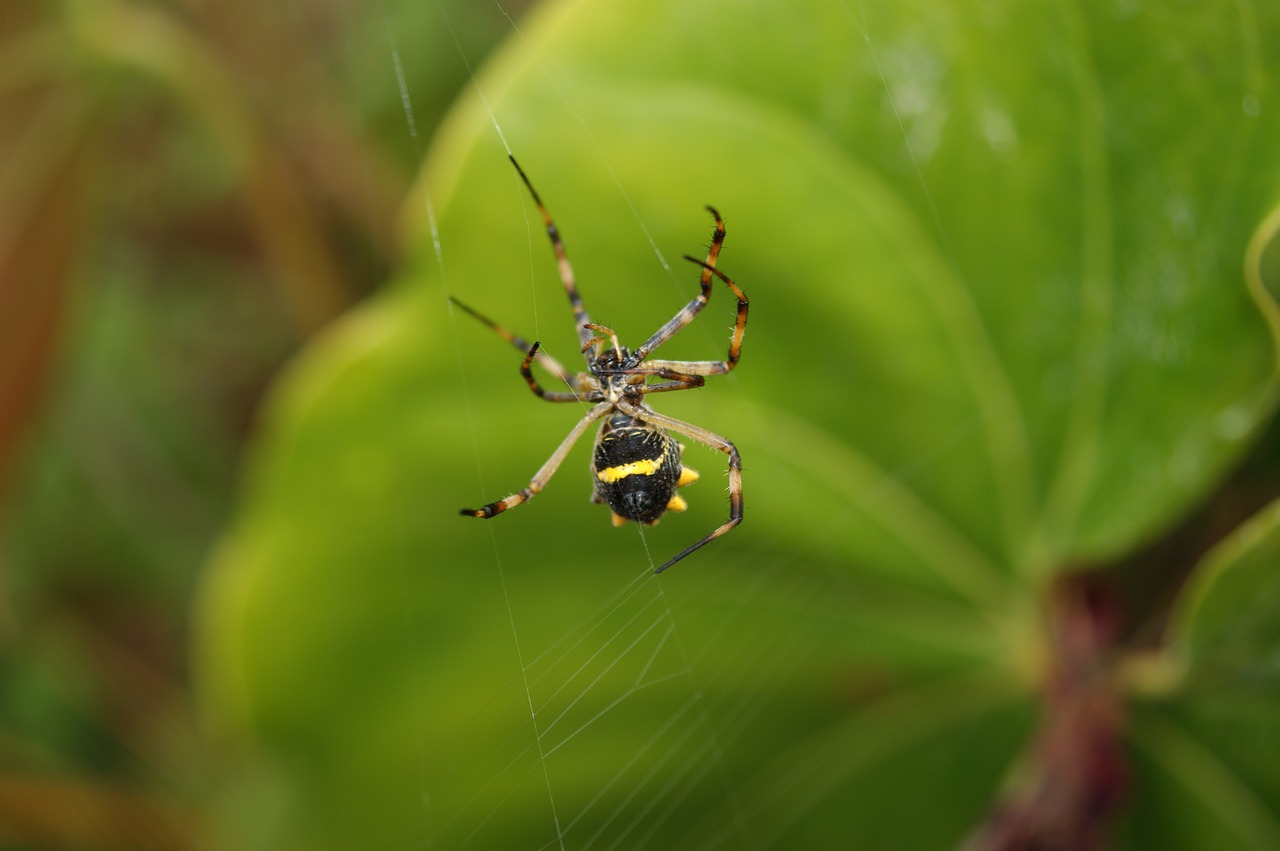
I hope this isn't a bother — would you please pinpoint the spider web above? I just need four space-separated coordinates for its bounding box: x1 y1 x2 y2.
378 2 971 848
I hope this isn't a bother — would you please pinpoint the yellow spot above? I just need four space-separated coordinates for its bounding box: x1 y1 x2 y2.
611 512 628 527
596 457 662 483
677 466 700 487
666 495 688 512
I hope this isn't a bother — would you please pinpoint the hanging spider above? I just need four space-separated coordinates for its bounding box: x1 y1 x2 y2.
453 156 747 573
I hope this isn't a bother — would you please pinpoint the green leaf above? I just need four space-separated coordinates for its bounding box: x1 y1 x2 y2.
1173 496 1280 694
1115 497 1280 851
1122 700 1280 851
196 0 1280 847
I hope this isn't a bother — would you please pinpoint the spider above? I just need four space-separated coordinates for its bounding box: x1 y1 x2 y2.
454 156 748 573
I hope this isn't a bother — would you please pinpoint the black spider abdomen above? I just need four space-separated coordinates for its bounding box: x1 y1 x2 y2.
593 414 682 524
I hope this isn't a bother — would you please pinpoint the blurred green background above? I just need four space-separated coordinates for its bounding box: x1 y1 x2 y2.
5 0 1280 849
1 0 518 845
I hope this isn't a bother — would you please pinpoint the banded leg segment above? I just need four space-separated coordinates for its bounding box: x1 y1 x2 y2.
629 206 730 364
520 342 590 403
638 257 749 377
581 323 623 360
634 371 705 395
508 156 595 359
616 401 742 573
449 296 575 389
461 401 612 519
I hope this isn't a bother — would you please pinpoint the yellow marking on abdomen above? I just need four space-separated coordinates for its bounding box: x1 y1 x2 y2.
596 457 662 483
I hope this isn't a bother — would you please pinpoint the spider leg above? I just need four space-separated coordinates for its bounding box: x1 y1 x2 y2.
615 400 741 573
461 401 612 519
581 323 623 360
640 257 750 375
449 296 575 389
509 156 597 360
628 206 737 365
637 380 705 395
634 371 705 395
521 342 594 402
625 257 748 378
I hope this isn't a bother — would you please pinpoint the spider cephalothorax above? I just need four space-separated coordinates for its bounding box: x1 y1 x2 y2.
453 156 747 573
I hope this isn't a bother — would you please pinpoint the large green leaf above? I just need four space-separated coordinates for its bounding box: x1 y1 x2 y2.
196 0 1280 848
1174 496 1280 695
1117 496 1280 851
